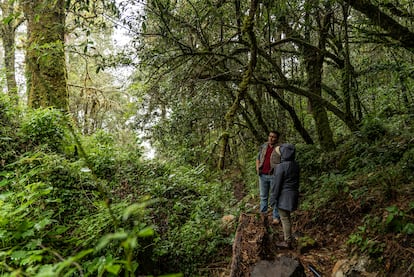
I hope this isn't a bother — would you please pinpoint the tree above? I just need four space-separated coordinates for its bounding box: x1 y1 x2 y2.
120 0 413 168
0 0 24 103
23 0 68 110
63 0 130 135
346 0 414 52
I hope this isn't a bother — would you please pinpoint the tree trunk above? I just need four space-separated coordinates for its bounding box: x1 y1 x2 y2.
0 1 22 103
2 24 18 102
218 0 259 170
23 0 68 111
303 3 335 151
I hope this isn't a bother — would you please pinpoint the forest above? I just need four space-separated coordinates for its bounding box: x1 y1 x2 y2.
0 0 413 276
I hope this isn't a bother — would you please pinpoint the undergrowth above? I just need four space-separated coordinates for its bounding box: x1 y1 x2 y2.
296 115 414 275
1 98 413 276
0 105 234 276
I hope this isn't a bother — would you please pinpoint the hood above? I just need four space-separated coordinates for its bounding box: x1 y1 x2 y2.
280 143 296 162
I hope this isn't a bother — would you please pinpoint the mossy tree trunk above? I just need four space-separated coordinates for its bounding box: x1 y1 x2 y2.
23 0 68 111
218 0 259 170
0 0 23 104
303 2 335 151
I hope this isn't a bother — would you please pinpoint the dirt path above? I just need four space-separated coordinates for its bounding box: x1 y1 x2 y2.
223 176 350 276
226 211 348 276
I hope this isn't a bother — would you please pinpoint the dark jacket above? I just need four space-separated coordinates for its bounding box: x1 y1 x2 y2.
270 143 300 212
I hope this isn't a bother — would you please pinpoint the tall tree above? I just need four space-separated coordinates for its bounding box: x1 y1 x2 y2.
218 0 259 169
0 0 24 103
23 0 68 110
302 1 335 150
122 0 413 167
346 0 414 52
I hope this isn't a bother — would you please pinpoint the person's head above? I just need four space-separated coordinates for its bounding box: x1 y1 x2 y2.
280 143 296 161
268 130 280 146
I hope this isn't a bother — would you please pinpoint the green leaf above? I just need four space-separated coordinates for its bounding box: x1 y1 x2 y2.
138 226 154 237
35 218 52 231
21 251 43 265
385 205 398 213
10 250 28 261
105 263 121 275
0 192 12 201
122 203 145 220
403 223 414 235
2 15 14 25
21 229 35 238
0 179 9 187
96 231 128 251
385 214 394 225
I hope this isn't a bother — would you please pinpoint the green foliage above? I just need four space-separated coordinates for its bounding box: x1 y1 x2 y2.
400 146 414 178
0 94 21 164
348 226 386 259
357 116 387 142
0 107 234 276
295 144 324 177
384 204 414 235
348 202 414 263
293 125 414 274
19 108 68 152
0 149 155 276
143 164 234 275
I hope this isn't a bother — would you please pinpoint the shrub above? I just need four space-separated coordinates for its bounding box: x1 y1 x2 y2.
20 108 68 152
357 116 387 142
0 94 20 165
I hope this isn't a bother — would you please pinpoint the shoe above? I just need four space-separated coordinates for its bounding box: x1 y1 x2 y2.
276 241 292 249
272 218 280 225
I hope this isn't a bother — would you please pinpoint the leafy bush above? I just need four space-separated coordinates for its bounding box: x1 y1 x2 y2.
0 94 20 165
144 164 234 276
0 147 156 276
357 116 387 142
348 203 414 267
19 108 68 152
400 146 414 179
295 144 323 177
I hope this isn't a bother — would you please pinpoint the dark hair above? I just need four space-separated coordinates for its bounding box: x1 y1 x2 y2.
270 130 280 138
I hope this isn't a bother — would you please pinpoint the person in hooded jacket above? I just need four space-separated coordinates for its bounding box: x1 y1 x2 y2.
270 143 300 249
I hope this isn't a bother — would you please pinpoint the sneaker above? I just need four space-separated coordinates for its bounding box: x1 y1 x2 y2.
272 218 280 225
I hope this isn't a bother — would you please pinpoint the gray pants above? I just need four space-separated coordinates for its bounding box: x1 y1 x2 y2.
278 208 292 242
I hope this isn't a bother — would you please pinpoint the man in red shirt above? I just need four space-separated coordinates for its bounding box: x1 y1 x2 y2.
256 130 281 224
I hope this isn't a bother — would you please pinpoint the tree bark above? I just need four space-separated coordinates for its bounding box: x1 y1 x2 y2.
302 3 335 151
23 0 68 111
218 0 259 170
0 1 23 103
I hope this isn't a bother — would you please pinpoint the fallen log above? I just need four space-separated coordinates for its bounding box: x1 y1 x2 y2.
229 213 267 277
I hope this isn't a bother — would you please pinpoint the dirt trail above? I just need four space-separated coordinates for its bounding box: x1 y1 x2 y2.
226 211 348 276
225 178 349 276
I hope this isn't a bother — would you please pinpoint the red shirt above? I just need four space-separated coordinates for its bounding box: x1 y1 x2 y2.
261 145 274 174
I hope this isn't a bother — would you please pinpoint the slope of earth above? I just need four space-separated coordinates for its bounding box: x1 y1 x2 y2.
220 211 349 276
215 177 414 277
